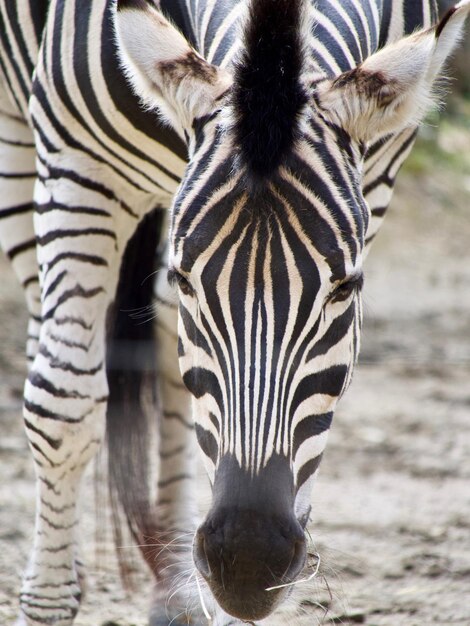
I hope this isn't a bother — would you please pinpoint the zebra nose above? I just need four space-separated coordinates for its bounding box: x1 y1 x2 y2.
193 510 307 621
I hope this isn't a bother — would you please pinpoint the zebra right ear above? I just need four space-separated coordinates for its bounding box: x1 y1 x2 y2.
114 0 232 141
315 0 470 143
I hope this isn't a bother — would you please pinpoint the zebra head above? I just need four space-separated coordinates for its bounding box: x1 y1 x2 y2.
116 0 469 620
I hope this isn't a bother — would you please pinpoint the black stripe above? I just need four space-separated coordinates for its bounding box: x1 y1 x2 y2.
36 154 137 216
306 303 355 361
45 251 109 272
55 316 92 330
195 423 218 464
289 365 349 420
183 367 223 413
24 417 63 450
22 275 39 288
29 440 55 465
0 135 34 147
282 154 355 263
162 410 194 429
35 201 112 218
36 228 116 247
37 539 73 551
38 475 61 496
364 133 393 165
47 333 89 351
24 399 86 423
6 237 36 260
325 3 363 63
158 473 193 488
159 444 186 460
0 170 35 178
315 22 353 72
28 370 91 400
39 343 103 376
379 0 393 48
178 158 237 268
42 515 78 532
5 2 36 80
180 301 212 356
42 285 105 322
0 5 30 110
43 269 67 299
363 131 417 196
28 0 49 46
0 202 34 218
404 0 427 34
293 413 333 457
296 453 323 491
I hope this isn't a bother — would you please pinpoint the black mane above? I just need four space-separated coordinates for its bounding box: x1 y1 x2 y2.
232 0 309 179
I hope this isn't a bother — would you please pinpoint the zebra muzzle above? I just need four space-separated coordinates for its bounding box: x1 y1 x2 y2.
193 455 307 621
194 510 306 620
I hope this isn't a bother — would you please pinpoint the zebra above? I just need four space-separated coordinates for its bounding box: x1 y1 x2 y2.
0 0 468 624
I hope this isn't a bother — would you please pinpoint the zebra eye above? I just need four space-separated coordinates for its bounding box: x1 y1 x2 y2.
167 269 194 296
329 273 364 304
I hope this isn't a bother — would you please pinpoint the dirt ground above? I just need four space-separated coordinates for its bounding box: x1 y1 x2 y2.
1 115 469 626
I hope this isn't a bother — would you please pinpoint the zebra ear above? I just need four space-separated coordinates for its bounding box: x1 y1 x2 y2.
315 0 470 142
115 0 231 140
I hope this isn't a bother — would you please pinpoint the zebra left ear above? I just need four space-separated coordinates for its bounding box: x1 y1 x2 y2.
115 0 231 140
315 0 470 142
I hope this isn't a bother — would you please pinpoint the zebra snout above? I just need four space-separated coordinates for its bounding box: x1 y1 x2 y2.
193 509 307 621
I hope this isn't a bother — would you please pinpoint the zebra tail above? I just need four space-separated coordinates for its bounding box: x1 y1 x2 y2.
105 208 163 582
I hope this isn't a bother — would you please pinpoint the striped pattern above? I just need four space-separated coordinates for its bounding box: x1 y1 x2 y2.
162 0 437 487
1 0 466 624
173 127 365 480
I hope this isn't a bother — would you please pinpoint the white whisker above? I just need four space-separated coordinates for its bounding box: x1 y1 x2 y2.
166 569 196 606
196 572 212 620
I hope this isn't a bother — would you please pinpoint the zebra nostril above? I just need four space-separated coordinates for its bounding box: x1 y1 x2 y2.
194 530 211 579
285 538 307 582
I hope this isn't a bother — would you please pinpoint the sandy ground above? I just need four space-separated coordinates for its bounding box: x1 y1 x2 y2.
0 117 469 626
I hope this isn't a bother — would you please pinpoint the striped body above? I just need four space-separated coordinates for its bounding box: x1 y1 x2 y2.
0 0 467 624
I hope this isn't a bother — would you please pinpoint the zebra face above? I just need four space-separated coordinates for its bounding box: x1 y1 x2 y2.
169 128 366 487
168 103 367 610
168 137 365 617
115 0 470 619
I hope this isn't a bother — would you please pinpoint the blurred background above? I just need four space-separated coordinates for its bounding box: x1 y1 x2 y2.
0 3 469 625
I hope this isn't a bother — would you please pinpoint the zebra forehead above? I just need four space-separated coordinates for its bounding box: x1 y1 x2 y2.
173 168 360 279
174 210 349 287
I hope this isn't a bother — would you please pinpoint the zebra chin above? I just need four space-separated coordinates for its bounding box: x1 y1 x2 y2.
193 454 307 621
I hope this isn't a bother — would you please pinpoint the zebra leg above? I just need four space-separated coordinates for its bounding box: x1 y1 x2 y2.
0 87 41 366
0 82 90 625
17 152 131 625
147 248 205 626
